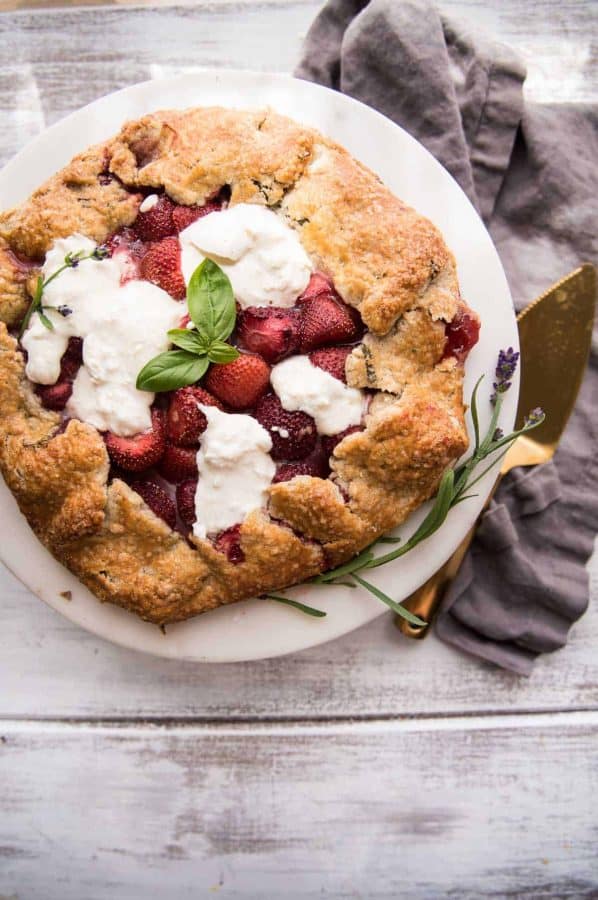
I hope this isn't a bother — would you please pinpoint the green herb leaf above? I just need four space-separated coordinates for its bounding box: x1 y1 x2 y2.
37 309 55 331
136 350 209 392
366 468 455 570
312 548 375 584
207 340 240 364
187 258 236 342
167 328 207 355
265 594 327 618
351 573 427 627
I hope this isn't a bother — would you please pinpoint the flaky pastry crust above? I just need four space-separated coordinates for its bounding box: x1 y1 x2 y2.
0 107 474 624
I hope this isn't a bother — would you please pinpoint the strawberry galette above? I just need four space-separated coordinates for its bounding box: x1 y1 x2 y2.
0 107 479 624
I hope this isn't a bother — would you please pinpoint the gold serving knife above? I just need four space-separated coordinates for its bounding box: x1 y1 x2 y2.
397 263 597 639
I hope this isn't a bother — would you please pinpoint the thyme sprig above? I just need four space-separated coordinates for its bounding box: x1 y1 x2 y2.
18 247 109 339
270 348 545 622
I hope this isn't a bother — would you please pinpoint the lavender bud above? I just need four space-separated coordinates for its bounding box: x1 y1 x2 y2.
524 407 545 428
491 347 520 404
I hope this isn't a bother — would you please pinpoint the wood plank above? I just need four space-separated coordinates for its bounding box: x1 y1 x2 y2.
1 548 596 721
0 0 596 722
1 713 597 898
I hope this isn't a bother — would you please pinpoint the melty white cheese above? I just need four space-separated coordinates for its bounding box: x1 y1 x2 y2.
179 203 312 308
270 355 364 435
22 235 183 436
193 405 276 539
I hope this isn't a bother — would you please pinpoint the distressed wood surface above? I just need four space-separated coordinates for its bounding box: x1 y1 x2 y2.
1 555 597 722
0 2 597 897
1 714 598 899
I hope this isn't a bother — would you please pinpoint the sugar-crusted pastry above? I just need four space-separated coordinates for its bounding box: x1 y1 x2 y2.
0 107 479 624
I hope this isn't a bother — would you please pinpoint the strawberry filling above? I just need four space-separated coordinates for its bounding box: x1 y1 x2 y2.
443 309 480 362
21 201 387 541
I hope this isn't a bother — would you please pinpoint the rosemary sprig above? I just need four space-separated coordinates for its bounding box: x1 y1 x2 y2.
18 247 109 339
274 348 545 623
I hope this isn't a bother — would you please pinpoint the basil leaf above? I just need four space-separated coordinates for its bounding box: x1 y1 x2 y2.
187 259 236 342
136 350 209 392
207 340 240 364
167 328 206 354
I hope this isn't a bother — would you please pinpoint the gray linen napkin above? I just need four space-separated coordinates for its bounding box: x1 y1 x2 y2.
296 0 598 674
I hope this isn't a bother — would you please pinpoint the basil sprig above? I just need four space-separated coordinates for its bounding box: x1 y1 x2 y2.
136 258 239 392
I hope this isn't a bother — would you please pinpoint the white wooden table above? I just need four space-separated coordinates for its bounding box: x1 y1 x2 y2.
1 3 597 897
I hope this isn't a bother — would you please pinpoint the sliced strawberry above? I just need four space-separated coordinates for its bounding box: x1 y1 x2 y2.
204 353 271 410
254 393 317 461
133 195 176 242
309 346 352 383
236 307 299 363
166 386 223 447
172 200 221 233
130 477 176 529
104 408 166 472
442 309 480 362
296 272 334 304
298 294 362 352
158 443 198 483
36 381 72 411
139 237 186 300
322 425 362 457
176 478 198 527
214 524 245 564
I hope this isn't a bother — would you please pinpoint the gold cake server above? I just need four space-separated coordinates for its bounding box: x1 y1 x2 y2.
397 263 597 639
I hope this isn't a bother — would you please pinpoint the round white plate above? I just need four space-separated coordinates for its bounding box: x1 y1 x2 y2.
0 69 518 662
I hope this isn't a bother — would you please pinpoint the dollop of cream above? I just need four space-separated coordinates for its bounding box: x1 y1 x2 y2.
22 234 183 436
179 203 312 308
193 405 276 539
270 355 364 435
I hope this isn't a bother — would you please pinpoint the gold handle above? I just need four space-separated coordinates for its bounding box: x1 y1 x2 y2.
397 472 503 639
396 522 477 638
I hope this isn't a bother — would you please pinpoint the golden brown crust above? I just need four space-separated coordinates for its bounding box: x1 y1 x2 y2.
0 106 476 624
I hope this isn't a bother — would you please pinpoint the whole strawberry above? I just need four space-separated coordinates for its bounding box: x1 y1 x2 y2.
133 195 176 242
104 408 166 472
35 381 72 411
322 425 362 458
166 386 223 447
297 272 334 304
273 450 330 483
130 477 177 529
176 478 198 527
236 307 299 363
204 353 271 410
139 237 186 300
172 200 222 233
309 346 352 383
254 393 317 461
158 443 198 483
299 293 362 352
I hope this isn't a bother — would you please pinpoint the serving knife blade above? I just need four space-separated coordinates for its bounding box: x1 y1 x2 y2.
397 263 597 639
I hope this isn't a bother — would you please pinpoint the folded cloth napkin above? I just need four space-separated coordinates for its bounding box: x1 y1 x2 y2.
296 0 598 675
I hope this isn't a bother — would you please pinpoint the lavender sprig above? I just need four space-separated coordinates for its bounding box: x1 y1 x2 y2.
18 246 108 338
271 348 545 621
490 346 519 404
